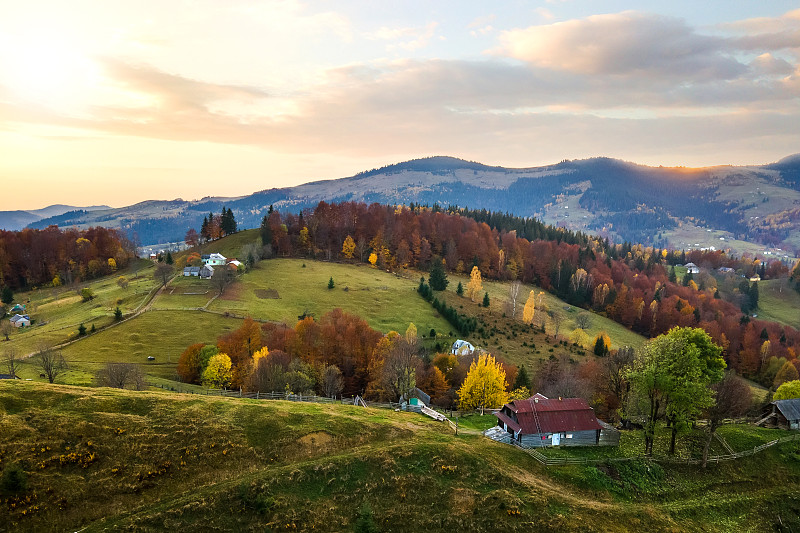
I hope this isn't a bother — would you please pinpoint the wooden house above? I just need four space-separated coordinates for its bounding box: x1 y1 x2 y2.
199 265 214 279
494 395 619 447
9 314 30 328
684 262 700 274
183 266 201 277
759 399 800 430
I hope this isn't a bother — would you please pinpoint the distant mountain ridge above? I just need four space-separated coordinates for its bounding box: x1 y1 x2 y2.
22 155 800 258
0 204 109 231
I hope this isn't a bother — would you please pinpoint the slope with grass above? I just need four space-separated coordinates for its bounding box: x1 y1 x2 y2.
2 259 158 356
755 278 800 330
1 382 799 532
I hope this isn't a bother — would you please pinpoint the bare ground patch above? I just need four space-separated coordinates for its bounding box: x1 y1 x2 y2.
254 288 280 299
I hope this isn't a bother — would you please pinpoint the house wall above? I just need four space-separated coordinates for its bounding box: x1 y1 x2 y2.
598 428 621 446
519 430 599 447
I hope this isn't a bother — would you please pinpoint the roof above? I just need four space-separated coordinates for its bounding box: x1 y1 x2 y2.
774 399 800 421
684 262 697 268
401 387 431 406
0 374 16 379
499 397 603 434
183 266 201 273
10 314 29 323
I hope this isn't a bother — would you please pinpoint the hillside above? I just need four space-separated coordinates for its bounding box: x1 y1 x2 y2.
1 382 799 532
4 244 643 387
0 204 109 231
25 155 800 260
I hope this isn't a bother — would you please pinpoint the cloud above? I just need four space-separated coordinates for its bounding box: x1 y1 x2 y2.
365 21 440 51
496 11 746 81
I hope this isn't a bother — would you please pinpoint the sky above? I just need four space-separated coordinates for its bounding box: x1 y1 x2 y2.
1 1 799 210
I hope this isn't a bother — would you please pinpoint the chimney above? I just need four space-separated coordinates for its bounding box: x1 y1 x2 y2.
534 397 538 403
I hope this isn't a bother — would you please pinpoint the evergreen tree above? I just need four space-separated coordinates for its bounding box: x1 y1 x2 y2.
200 216 209 242
328 276 335 289
513 364 531 390
428 258 449 291
78 323 87 336
1 286 13 305
114 307 123 321
749 281 759 311
483 291 490 307
456 281 463 296
682 271 693 287
166 251 174 265
669 266 677 283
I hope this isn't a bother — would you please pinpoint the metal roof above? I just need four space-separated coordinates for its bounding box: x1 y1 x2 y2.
775 399 800 421
501 397 603 434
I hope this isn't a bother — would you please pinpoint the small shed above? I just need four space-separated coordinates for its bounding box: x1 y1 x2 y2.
494 395 618 447
759 399 800 430
400 387 431 406
0 374 17 380
10 304 25 314
10 314 30 328
684 262 700 274
183 266 201 277
200 265 214 279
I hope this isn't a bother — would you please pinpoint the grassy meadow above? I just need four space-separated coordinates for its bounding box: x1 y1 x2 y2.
1 382 799 532
755 278 800 330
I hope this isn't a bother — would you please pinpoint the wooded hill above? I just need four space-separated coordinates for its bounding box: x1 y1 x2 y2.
23 155 800 257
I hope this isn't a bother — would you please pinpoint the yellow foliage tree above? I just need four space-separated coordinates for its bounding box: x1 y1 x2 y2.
252 346 269 369
509 386 530 401
569 328 590 347
202 353 233 389
522 290 536 324
368 252 378 267
342 235 356 260
774 360 799 387
466 266 483 302
405 322 417 345
774 380 800 400
107 257 117 272
593 332 611 356
457 353 509 414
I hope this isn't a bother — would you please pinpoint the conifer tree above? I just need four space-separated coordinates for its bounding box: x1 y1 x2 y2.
428 257 449 291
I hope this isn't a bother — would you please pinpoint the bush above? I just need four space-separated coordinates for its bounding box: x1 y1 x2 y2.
1 463 28 495
80 288 95 302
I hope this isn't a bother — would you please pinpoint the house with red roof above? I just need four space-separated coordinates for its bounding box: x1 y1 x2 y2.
494 394 619 447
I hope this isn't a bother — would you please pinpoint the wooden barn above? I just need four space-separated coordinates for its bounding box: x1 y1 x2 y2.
494 395 619 447
759 399 800 430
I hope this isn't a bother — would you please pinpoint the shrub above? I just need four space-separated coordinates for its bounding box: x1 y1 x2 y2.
1 463 28 495
80 287 95 301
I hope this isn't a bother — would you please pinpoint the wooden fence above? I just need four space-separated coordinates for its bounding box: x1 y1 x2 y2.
508 433 800 467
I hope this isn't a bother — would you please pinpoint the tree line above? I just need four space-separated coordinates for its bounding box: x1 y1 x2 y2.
0 226 135 291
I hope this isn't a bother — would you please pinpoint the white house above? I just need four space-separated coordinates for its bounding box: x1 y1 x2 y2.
451 339 475 356
684 262 700 274
10 314 31 328
200 265 214 279
202 253 227 266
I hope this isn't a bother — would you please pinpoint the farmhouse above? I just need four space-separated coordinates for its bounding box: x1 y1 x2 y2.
759 399 800 430
9 314 31 328
202 253 227 266
183 266 201 277
684 262 700 274
494 395 619 447
9 303 25 314
200 265 214 279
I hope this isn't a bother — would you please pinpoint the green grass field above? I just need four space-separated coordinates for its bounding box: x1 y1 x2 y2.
15 311 243 386
1 382 799 532
755 278 800 330
2 259 159 355
209 258 455 335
